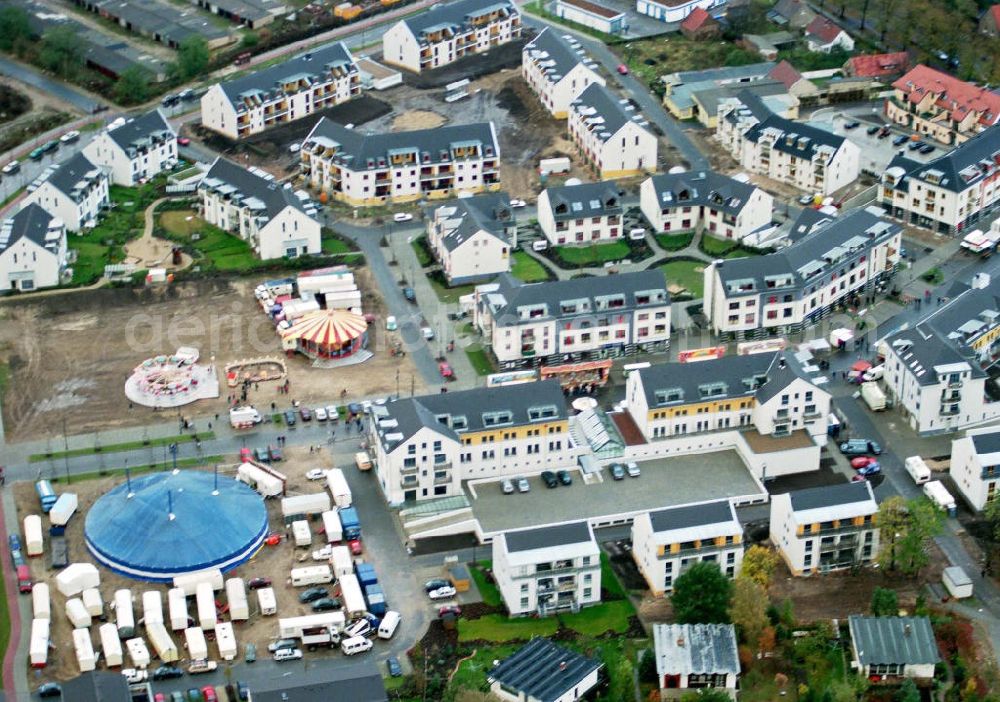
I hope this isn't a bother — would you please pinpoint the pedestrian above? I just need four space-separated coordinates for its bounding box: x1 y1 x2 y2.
982 568 987 578
215 413 219 422
309 445 314 454
208 422 212 431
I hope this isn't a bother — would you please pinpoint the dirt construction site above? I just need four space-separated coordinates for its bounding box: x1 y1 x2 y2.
0 275 425 443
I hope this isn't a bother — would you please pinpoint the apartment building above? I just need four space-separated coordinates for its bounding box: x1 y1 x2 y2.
653 624 740 695
568 83 658 179
83 109 177 186
632 500 743 596
473 270 671 368
770 481 879 576
625 352 831 446
886 65 1000 145
366 380 578 505
426 192 515 285
381 0 521 73
0 204 67 292
950 428 1000 511
22 152 110 232
537 180 623 246
492 521 601 616
879 126 1000 235
717 91 860 195
639 169 773 241
301 118 501 206
522 27 605 118
199 157 321 260
200 41 360 140
637 0 726 24
703 208 901 338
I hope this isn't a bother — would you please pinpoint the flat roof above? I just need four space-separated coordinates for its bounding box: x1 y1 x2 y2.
557 0 623 19
504 521 593 552
742 429 815 453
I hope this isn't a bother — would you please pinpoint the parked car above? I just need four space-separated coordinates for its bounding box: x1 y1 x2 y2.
311 597 341 612
325 405 340 421
424 579 450 593
268 444 283 461
402 287 416 302
237 682 249 701
283 410 297 426
253 446 270 463
439 362 453 378
1 160 19 175
314 407 328 422
186 690 202 702
516 477 530 493
919 144 935 154
610 463 626 480
42 140 59 153
616 64 629 75
798 194 814 205
8 534 21 553
393 213 413 222
60 130 80 144
16 564 31 593
299 407 312 421
850 456 877 469
421 326 435 340
892 135 909 146
385 316 398 331
239 447 252 462
541 470 558 488
312 545 333 561
626 462 641 478
438 605 462 618
857 462 882 477
866 125 880 135
843 120 860 130
387 656 403 677
152 665 184 680
244 643 257 664
37 683 62 698
908 140 925 151
122 669 149 684
348 538 363 555
267 639 297 653
557 469 572 485
840 439 881 455
201 686 217 702
274 648 303 662
298 587 328 603
428 585 457 600
509 198 527 208
187 660 217 675
305 468 326 481
247 577 271 590
178 137 191 146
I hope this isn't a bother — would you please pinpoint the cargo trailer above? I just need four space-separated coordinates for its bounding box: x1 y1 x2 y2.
50 531 69 569
143 591 163 626
215 621 237 661
322 510 343 543
173 568 223 596
184 626 208 661
49 493 78 526
278 612 345 639
82 587 103 618
56 563 100 597
325 469 352 508
339 507 360 539
225 578 249 621
126 637 150 668
32 583 50 620
355 563 377 587
236 462 286 497
292 519 312 547
66 597 92 628
331 545 353 578
99 623 123 667
338 574 367 618
146 622 179 663
114 589 135 639
30 618 49 668
196 581 217 630
281 493 331 522
23 515 43 556
35 480 57 513
168 588 189 630
73 628 96 672
924 480 957 517
290 565 333 586
257 587 276 616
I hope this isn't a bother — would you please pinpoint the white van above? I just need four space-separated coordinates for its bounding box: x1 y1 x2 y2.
378 611 400 640
340 636 373 656
904 456 931 485
531 240 548 252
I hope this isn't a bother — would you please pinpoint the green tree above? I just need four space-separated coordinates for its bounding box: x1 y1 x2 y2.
870 587 898 616
877 495 910 572
0 6 30 53
114 66 152 105
38 26 79 77
638 648 657 684
730 578 769 649
739 545 779 588
241 31 259 48
896 678 920 702
679 690 732 702
671 562 732 624
176 36 209 79
984 496 1000 543
897 497 944 575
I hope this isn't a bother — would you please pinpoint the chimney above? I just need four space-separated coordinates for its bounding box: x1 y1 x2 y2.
778 356 786 369
676 637 685 647
904 624 912 636
559 661 567 671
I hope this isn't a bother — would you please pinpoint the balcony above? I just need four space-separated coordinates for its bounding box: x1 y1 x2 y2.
400 463 418 474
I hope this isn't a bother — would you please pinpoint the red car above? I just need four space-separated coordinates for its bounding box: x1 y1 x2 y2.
239 447 252 463
177 136 191 146
438 605 462 618
16 564 31 593
202 685 217 702
439 362 453 378
850 456 876 469
348 539 363 555
617 64 629 75
264 533 283 546
851 474 868 482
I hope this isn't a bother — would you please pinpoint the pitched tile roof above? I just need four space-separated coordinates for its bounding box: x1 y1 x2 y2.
489 638 602 702
681 7 715 31
848 616 940 667
105 109 175 156
892 65 1000 127
845 52 909 78
805 17 846 44
200 156 308 222
46 152 105 202
543 180 622 221
0 204 61 256
768 60 804 89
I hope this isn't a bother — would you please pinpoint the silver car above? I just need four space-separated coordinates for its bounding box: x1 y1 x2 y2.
501 478 514 494
626 462 641 478
516 477 530 493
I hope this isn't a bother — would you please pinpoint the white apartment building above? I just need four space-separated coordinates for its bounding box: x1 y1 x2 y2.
653 624 740 694
632 500 743 596
522 27 605 119
568 83 658 179
718 91 860 195
537 180 623 245
880 126 1000 235
381 0 521 73
199 157 321 260
950 428 1000 511
427 192 515 285
200 41 360 140
492 521 601 616
769 481 879 576
474 270 671 368
22 152 110 232
83 109 177 186
301 118 501 206
637 0 726 23
367 380 578 505
0 204 67 292
639 169 773 241
703 208 902 338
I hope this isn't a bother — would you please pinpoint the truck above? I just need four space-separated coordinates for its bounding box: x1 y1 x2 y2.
50 530 69 570
281 493 331 523
23 515 43 556
355 563 377 587
904 455 932 485
292 519 312 547
302 625 341 651
173 569 223 596
325 468 352 508
860 382 887 411
146 622 179 663
49 493 78 526
229 406 262 429
257 587 277 616
114 589 135 639
322 510 343 543
924 480 957 516
99 623 123 667
168 588 189 631
73 628 96 672
290 565 333 587
278 612 346 639
339 506 361 540
82 588 102 618
30 619 50 668
338 574 367 618
226 578 249 621
354 451 372 471
196 581 217 630
35 480 57 513
142 591 163 626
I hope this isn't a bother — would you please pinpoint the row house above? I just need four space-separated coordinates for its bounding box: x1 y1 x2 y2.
473 270 671 368
632 500 743 596
426 192 515 285
492 521 601 616
200 41 360 140
568 83 658 180
537 180 623 246
879 125 1000 235
522 27 605 119
886 65 1000 146
638 169 773 241
769 481 879 576
199 157 321 260
382 0 521 73
301 118 501 206
951 428 1000 512
0 204 67 292
703 208 901 338
83 109 177 186
718 91 860 196
366 380 578 505
22 152 110 233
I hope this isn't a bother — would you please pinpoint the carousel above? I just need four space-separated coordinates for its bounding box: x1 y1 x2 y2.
124 348 220 408
279 309 370 365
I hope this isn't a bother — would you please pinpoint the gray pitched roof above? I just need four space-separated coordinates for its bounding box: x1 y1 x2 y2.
648 500 737 534
666 62 775 86
46 152 105 202
489 638 602 702
60 671 132 702
883 325 983 386
403 0 517 38
544 180 622 221
971 430 1000 455
740 91 845 161
654 624 740 676
434 192 513 252
106 109 174 157
304 117 499 169
646 170 759 218
0 204 58 255
504 521 593 553
848 616 940 667
883 125 1000 194
787 481 874 512
572 83 647 142
200 156 307 221
250 662 388 702
523 26 595 84
219 41 356 110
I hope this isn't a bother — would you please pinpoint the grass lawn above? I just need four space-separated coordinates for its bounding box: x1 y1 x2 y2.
428 274 475 305
522 0 618 42
623 35 760 86
700 234 759 259
29 432 215 463
465 347 493 376
159 210 258 272
65 455 224 483
600 552 626 598
457 614 558 642
553 240 631 267
659 259 705 299
470 563 502 608
510 250 549 282
655 231 694 251
321 237 352 255
411 236 434 268
557 599 634 636
449 644 520 694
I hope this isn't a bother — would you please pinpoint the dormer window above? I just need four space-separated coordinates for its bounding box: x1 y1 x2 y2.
482 410 513 427
528 405 558 420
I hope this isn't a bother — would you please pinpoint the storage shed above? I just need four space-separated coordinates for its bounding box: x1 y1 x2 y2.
944 566 973 599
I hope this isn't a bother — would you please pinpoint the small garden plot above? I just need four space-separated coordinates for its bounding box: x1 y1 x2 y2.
510 250 551 282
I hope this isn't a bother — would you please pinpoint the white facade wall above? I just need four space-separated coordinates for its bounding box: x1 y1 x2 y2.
83 130 177 186
807 31 855 53
382 10 521 73
554 0 623 34
200 190 321 261
23 177 110 233
523 55 605 119
950 431 1000 511
492 537 601 615
0 233 66 292
434 229 511 283
636 0 724 23
567 117 657 179
638 176 774 241
537 190 623 246
769 493 879 576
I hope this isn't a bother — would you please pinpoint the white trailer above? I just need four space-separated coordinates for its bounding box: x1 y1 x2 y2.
281 493 331 519
225 578 249 621
32 583 50 620
66 597 92 628
142 591 163 626
257 587 277 616
322 510 343 543
126 637 151 668
338 574 367 618
229 406 262 428
290 565 333 587
173 568 223 596
325 469 352 508
82 588 103 618
184 627 208 661
860 382 887 411
146 622 179 663
330 545 353 578
539 156 571 174
904 456 932 485
49 493 78 526
237 462 286 498
278 612 346 639
99 623 124 667
114 589 135 639
924 480 957 516
23 515 43 556
56 563 100 597
73 628 96 672
196 581 217 630
944 566 973 599
168 588 189 631
215 621 237 661
292 519 312 547
30 618 49 668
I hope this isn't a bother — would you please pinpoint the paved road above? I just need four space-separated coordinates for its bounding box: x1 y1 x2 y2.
0 57 103 114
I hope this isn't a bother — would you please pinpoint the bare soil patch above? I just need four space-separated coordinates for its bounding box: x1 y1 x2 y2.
392 109 446 131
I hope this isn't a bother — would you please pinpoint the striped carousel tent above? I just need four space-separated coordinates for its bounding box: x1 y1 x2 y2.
279 309 369 359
